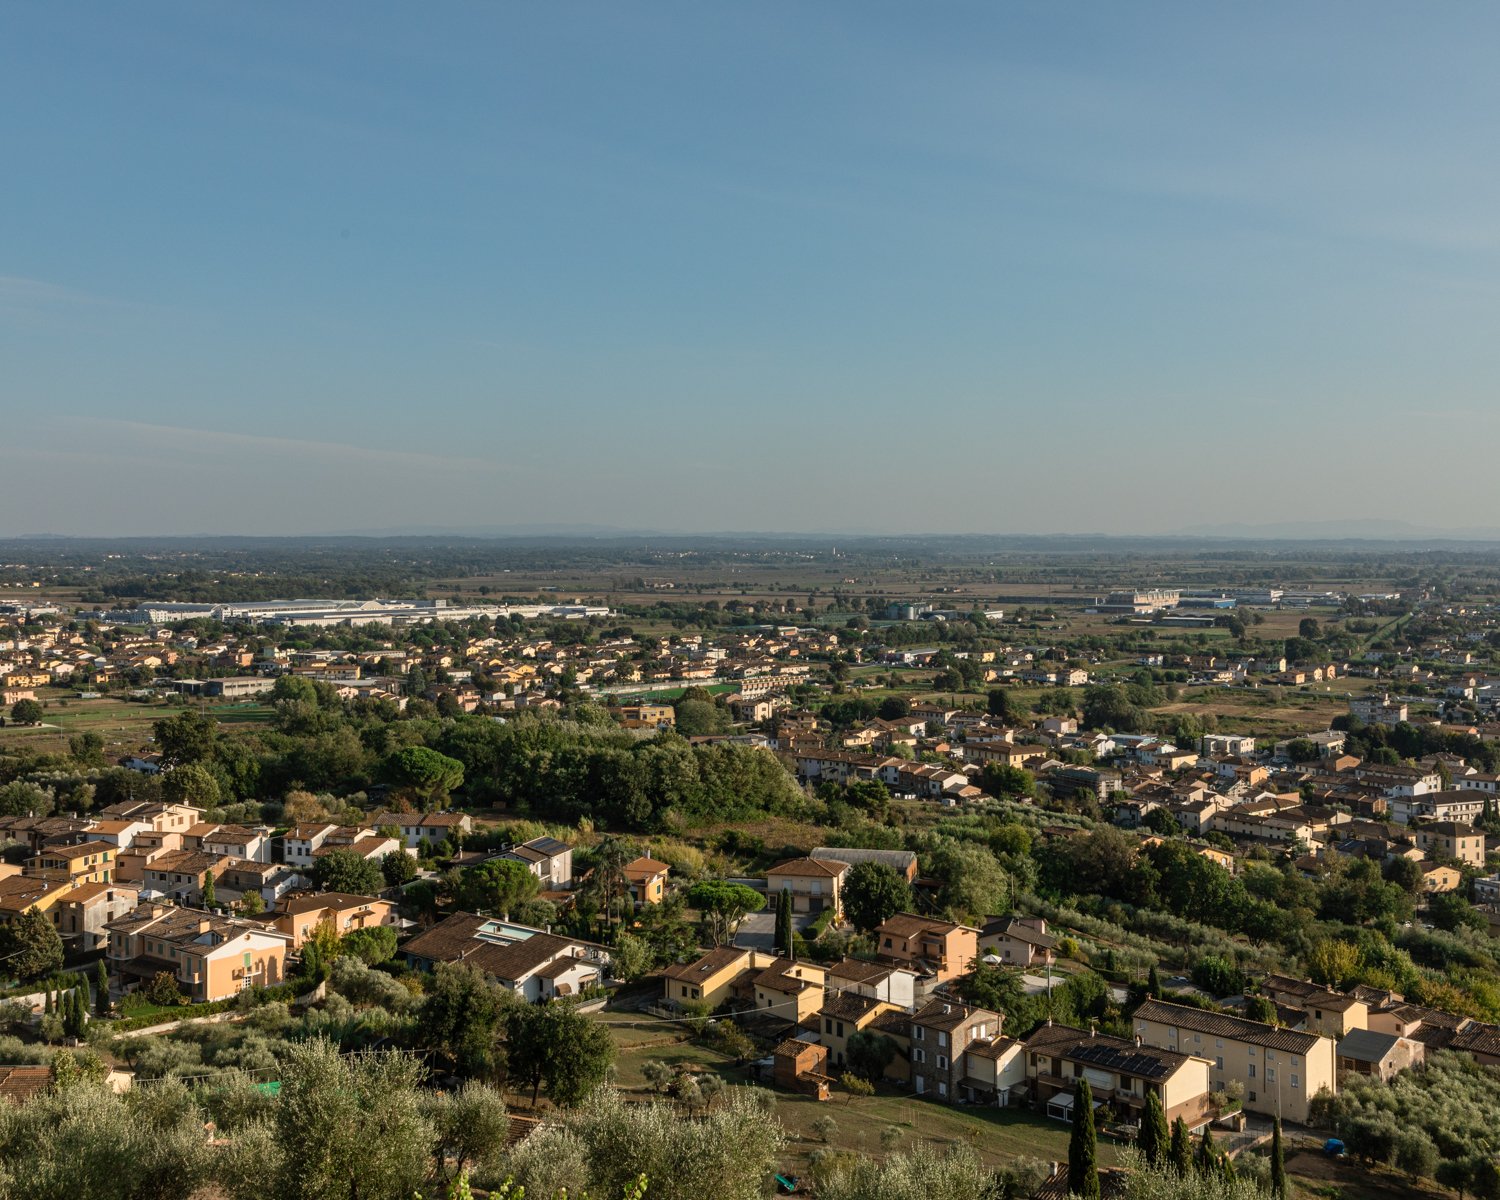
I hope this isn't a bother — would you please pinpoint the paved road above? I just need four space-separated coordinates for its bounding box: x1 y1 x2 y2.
734 910 819 951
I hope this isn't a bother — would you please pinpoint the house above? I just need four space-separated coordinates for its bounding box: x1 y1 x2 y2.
979 915 1058 968
501 837 574 890
1024 1023 1214 1130
27 840 117 885
809 846 919 883
660 946 751 1009
622 856 671 906
280 823 341 869
1414 821 1485 867
875 912 980 984
199 825 272 864
825 957 918 1010
372 811 473 851
751 956 828 1025
402 911 608 1001
1336 1029 1425 1082
614 704 675 731
54 882 140 952
773 1037 831 1100
106 904 292 1002
216 861 300 906
267 891 400 950
765 856 850 921
1132 998 1337 1124
142 851 236 905
0 876 82 926
909 997 1004 1102
818 992 901 1073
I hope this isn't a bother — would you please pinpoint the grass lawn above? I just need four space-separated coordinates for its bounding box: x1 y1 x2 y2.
604 1013 1121 1178
0 694 273 756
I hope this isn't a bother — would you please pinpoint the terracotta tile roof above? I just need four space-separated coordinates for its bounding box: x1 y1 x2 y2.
767 856 849 880
0 1065 52 1105
660 947 747 983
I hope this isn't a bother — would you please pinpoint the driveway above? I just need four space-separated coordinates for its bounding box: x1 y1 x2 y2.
734 910 819 951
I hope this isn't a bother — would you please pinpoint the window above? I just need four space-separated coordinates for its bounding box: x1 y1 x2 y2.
1248 1090 1257 1103
1291 1074 1300 1089
913 1048 926 1064
938 1031 948 1048
937 1055 948 1070
1266 1068 1276 1083
1248 1065 1256 1078
1215 1057 1224 1070
914 1027 925 1041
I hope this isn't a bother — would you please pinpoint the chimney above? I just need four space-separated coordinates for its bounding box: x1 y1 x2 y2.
1135 1034 1143 1047
1089 1020 1097 1038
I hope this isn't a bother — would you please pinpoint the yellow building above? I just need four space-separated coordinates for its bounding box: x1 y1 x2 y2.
1133 998 1336 1124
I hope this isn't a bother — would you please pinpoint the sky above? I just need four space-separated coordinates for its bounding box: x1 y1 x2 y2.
5 2 1500 537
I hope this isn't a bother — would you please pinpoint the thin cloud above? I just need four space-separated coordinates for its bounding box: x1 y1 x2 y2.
82 418 509 473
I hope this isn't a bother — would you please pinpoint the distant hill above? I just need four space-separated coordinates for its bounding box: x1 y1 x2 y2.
1173 518 1500 542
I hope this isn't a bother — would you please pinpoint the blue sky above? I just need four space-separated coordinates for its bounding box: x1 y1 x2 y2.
5 2 1499 536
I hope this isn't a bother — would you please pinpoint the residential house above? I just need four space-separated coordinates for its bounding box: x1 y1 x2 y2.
106 905 292 1002
765 856 850 920
142 850 235 905
501 837 574 890
1414 821 1485 867
27 840 117 885
979 915 1058 968
660 946 751 1009
909 997 1003 1102
280 823 341 869
622 856 671 906
54 881 139 952
1336 1029 1425 1082
402 911 608 1001
372 810 473 851
751 956 828 1025
875 912 980 984
266 891 400 950
1132 998 1337 1124
825 957 918 1010
1024 1023 1214 1130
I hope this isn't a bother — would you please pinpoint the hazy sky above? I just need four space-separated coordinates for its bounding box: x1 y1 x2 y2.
5 3 1500 536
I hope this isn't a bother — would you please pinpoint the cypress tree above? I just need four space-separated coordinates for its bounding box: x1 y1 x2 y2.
1068 1078 1099 1200
1270 1117 1287 1198
44 988 53 1015
777 888 794 958
1139 1089 1169 1168
94 959 110 1017
202 869 216 909
1168 1116 1192 1176
1148 964 1162 998
1195 1126 1217 1175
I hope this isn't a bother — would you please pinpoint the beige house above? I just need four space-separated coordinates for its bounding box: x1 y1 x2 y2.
1414 821 1485 867
660 946 751 1009
1133 998 1337 1124
107 904 291 1002
979 915 1057 968
266 891 399 950
765 856 850 920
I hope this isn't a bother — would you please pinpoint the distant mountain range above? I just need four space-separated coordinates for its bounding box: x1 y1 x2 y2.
1171 519 1500 542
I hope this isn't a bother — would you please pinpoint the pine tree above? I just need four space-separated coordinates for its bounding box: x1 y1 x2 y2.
1195 1126 1217 1175
1168 1116 1192 1176
1270 1117 1287 1198
1068 1078 1099 1200
1139 1089 1169 1168
94 959 111 1017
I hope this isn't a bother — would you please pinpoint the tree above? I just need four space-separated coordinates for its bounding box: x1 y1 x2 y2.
1139 1089 1169 1168
382 850 418 888
274 1038 431 1200
382 746 464 806
685 879 765 947
0 780 52 818
94 959 111 1017
9 699 43 725
1069 1078 1099 1200
425 1081 510 1186
1270 1117 1287 1199
505 1002 615 1106
1194 1127 1217 1175
1168 1117 1192 1175
1306 938 1360 988
673 699 726 737
69 730 106 766
846 1030 900 1082
313 849 384 895
417 961 512 1079
1285 738 1319 763
153 709 218 766
238 890 265 916
1244 994 1278 1024
877 697 910 721
776 887 794 957
458 857 540 918
144 970 183 1007
986 688 1015 720
201 868 216 908
1 905 64 981
843 861 912 935
341 925 397 965
161 763 221 809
